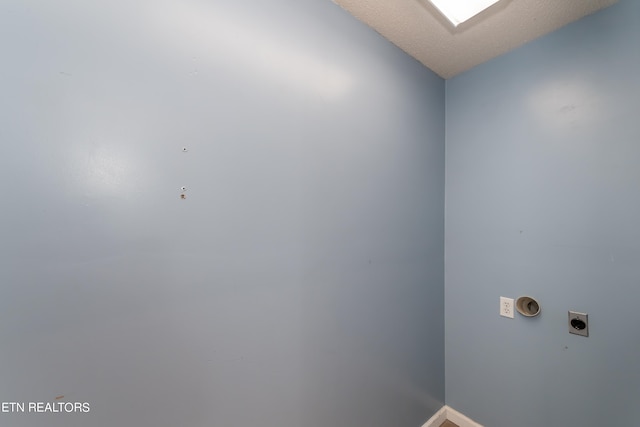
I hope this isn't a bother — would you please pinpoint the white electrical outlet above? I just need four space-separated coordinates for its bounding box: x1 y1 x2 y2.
500 297 514 318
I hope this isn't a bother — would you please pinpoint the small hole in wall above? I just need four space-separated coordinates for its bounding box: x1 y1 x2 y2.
182 147 188 152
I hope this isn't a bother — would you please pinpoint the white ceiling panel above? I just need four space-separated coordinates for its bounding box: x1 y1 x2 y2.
334 0 618 78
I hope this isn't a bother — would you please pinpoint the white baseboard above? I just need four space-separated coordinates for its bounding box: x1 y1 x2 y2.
422 405 483 427
445 405 483 427
422 406 448 427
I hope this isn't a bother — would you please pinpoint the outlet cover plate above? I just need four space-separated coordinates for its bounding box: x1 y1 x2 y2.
568 311 589 337
500 297 514 318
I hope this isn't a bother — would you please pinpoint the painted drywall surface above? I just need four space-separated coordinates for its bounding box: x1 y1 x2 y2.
0 1 445 426
445 1 640 426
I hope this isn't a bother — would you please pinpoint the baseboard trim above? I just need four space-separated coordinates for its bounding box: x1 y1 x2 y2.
422 406 448 427
445 406 483 427
422 405 483 427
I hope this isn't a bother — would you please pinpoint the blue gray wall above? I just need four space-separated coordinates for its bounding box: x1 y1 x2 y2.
0 1 445 426
445 1 640 426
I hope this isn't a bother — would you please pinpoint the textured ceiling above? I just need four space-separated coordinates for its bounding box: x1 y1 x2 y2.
334 0 618 79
